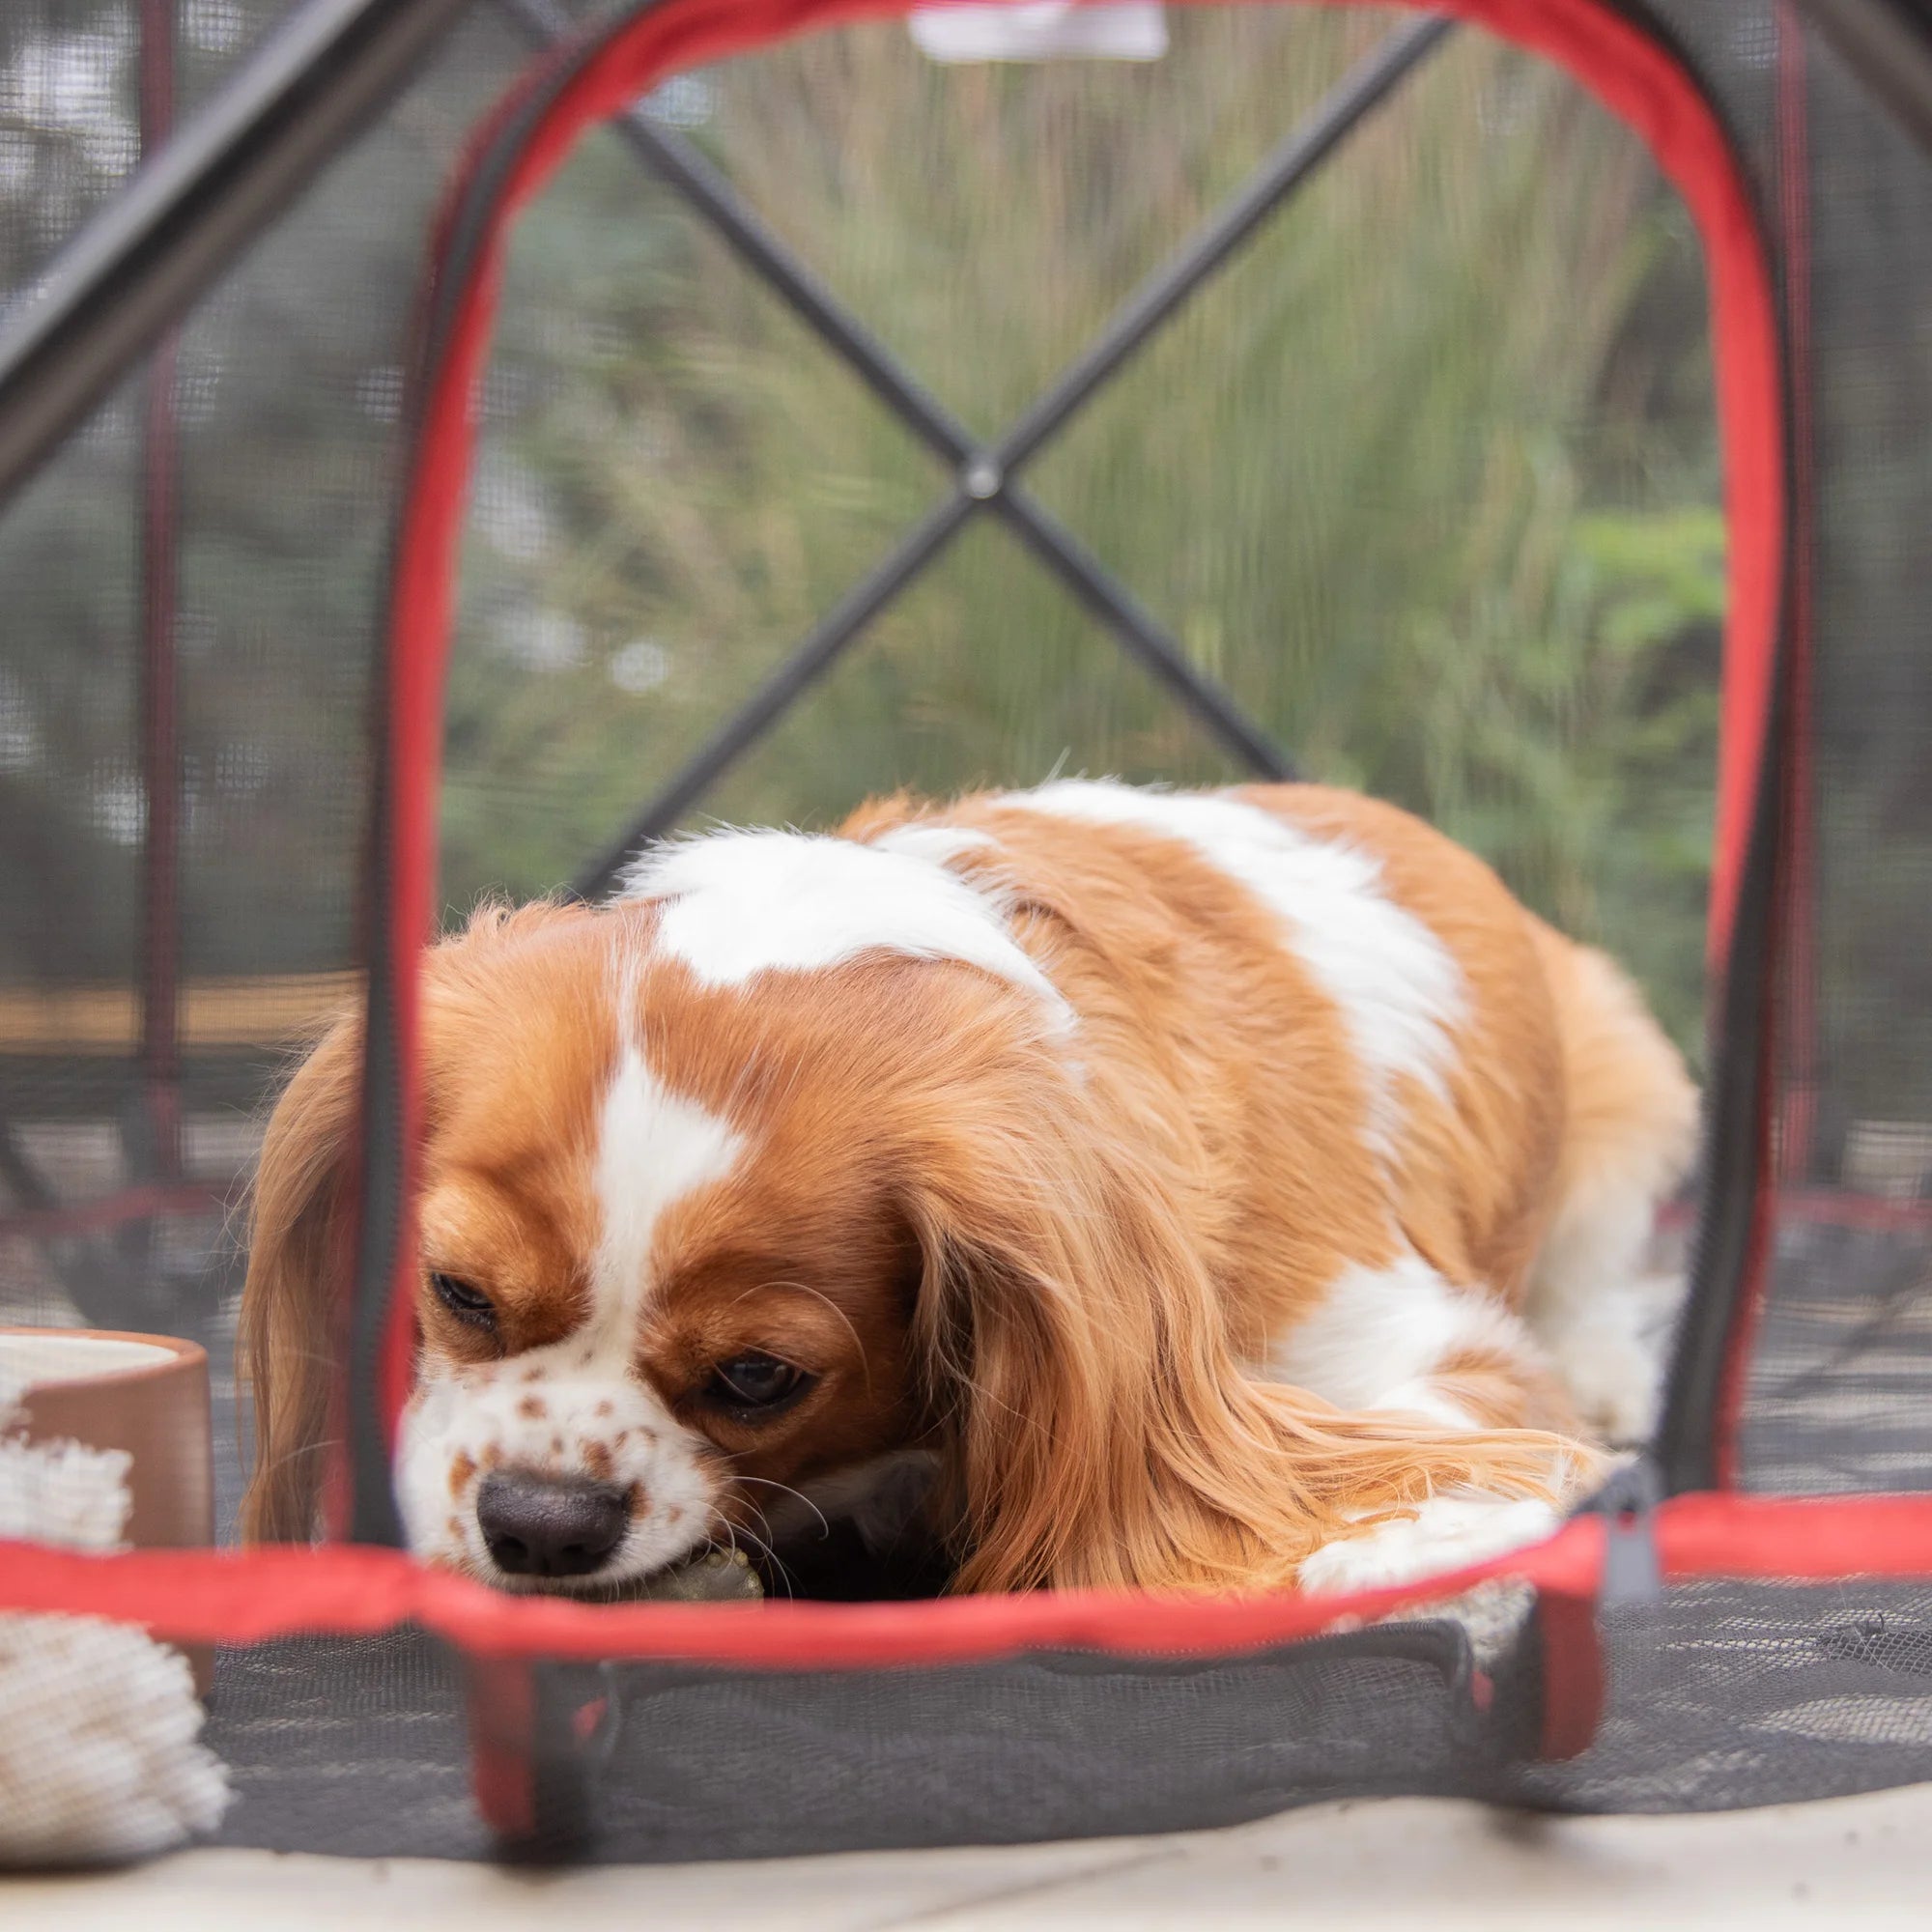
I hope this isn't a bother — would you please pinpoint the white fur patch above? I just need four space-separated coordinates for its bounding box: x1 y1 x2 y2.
1297 1493 1562 1594
595 1046 743 1325
1525 1142 1690 1447
1534 1268 1686 1449
872 823 997 867
398 1051 745 1590
397 1359 717 1590
1267 1252 1538 1430
1003 781 1463 1145
1521 941 1696 1447
620 828 1068 1028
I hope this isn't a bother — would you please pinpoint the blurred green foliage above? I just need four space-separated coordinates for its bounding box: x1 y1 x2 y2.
449 11 1719 1056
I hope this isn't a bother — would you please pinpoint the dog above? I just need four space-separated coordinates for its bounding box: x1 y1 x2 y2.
241 781 1696 1598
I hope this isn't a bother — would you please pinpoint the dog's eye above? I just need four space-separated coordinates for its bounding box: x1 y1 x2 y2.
429 1271 496 1329
705 1351 809 1413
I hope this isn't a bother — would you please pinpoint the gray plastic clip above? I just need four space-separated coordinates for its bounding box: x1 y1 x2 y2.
1597 1457 1664 1607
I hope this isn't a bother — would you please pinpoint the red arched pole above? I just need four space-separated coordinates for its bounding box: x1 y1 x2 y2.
374 0 1785 1460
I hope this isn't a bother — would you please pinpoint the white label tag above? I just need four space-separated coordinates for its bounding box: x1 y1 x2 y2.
909 4 1169 64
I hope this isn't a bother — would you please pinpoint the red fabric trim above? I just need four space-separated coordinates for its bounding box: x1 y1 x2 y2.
1713 5 1814 1490
1668 1190 1932 1235
1773 3 1817 1186
7 1496 1932 1663
1777 1189 1932 1233
137 0 185 1191
0 1179 223 1243
465 1657 538 1838
1650 1492 1932 1577
371 0 1783 1479
1713 1108 1776 1492
0 1528 1588 1661
1531 1585 1605 1760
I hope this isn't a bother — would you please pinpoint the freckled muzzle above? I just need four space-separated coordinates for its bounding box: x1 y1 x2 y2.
400 1361 724 1589
475 1470 631 1578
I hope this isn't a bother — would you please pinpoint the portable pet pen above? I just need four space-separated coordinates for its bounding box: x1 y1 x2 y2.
5 0 1932 1864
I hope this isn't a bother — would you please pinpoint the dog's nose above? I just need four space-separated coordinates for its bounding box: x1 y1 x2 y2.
476 1472 630 1578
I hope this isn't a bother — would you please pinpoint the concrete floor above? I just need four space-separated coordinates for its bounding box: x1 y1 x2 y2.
9 1783 1930 1930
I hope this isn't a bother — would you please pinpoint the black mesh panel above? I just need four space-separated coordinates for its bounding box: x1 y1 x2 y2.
5 0 1932 1868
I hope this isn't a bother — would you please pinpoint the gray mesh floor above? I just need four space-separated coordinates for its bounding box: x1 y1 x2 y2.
195 1578 1932 1861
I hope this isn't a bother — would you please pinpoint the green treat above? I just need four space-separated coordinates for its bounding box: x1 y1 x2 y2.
631 1547 765 1603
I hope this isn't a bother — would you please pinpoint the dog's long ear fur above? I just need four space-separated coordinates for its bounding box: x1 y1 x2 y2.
238 1009 363 1544
905 1048 1577 1594
239 898 596 1545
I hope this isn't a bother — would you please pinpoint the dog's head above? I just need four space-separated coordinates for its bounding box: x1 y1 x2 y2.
241 830 1135 1595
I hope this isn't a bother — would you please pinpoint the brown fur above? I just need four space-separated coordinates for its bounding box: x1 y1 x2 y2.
241 784 1692 1590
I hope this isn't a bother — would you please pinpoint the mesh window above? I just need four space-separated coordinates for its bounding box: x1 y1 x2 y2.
0 3 543 1532
456 6 1719 1063
1756 13 1932 1492
10 0 1932 1871
1637 2 1932 1494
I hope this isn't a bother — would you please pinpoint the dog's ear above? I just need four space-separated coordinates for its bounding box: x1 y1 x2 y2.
238 1008 363 1543
239 898 598 1544
903 1052 1571 1593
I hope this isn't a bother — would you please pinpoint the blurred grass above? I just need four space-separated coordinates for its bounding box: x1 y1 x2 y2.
447 8 1719 1059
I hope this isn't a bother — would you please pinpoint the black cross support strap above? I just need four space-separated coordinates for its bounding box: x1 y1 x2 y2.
492 0 1456 897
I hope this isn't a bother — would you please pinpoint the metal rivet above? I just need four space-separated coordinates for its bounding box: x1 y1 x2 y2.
961 457 1003 499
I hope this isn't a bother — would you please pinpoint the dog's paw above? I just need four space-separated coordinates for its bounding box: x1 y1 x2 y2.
1297 1493 1561 1595
1546 1272 1685 1449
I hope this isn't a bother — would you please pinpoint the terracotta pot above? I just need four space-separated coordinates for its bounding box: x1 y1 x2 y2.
1 1327 215 1693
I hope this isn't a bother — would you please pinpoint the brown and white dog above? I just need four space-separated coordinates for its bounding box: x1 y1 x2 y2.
241 781 1696 1598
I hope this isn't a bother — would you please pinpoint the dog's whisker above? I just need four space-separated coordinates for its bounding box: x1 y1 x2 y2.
734 1474 831 1541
